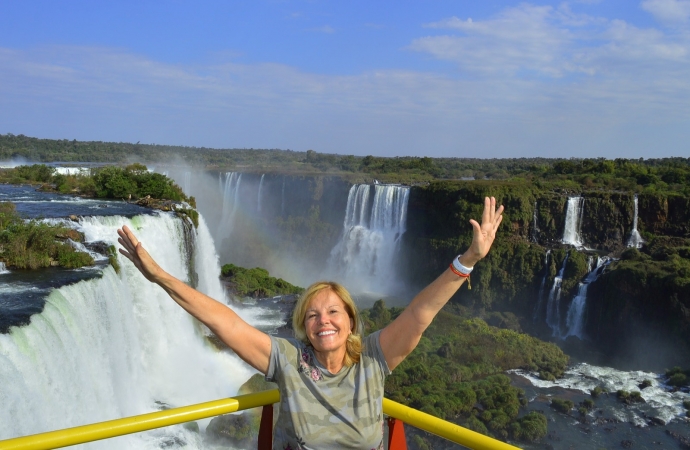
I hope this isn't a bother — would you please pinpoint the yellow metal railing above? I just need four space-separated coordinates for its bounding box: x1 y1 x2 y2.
0 390 520 450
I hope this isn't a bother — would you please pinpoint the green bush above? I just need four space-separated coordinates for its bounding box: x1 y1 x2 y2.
510 411 547 442
220 263 303 298
0 202 94 270
550 398 573 414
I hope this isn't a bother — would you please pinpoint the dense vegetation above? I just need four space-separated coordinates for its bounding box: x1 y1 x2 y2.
0 202 93 269
0 163 188 202
361 300 567 443
220 263 304 298
2 134 689 194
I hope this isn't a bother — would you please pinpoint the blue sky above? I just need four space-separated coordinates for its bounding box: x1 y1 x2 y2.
1 0 689 158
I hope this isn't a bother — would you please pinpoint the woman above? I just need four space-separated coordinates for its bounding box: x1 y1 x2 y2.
117 196 503 449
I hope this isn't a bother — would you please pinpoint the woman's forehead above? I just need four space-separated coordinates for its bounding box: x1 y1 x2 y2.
306 289 346 310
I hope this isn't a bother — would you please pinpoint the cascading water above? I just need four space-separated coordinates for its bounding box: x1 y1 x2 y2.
257 174 265 212
562 256 611 339
327 184 409 294
183 171 191 196
281 177 285 216
532 250 551 323
218 172 242 240
562 197 585 247
531 201 539 243
627 194 644 249
0 213 254 448
546 253 569 336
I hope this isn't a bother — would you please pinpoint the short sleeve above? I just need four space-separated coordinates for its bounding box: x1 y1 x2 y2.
363 330 391 377
266 336 298 382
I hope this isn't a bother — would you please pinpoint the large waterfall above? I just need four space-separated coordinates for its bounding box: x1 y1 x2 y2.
327 184 410 294
562 197 585 247
0 213 254 448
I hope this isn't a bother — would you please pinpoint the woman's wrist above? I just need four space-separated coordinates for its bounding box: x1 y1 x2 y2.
458 253 480 268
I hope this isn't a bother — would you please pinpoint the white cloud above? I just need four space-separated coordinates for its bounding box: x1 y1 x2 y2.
411 4 578 77
641 0 690 24
3 1 690 160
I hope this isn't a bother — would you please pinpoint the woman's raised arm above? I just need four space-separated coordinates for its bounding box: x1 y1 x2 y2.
117 225 272 374
379 197 504 371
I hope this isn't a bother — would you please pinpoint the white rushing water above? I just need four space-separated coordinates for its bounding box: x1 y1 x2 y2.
0 213 256 448
512 363 690 426
327 184 410 294
627 194 644 249
562 197 585 247
562 257 611 339
257 174 265 213
546 253 569 336
218 172 243 241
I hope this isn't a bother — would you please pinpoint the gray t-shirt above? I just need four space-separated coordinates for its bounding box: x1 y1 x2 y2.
266 331 391 450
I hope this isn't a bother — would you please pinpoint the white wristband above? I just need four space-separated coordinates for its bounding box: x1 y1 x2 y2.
452 255 474 275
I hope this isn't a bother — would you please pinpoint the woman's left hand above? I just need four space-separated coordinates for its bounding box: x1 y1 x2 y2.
460 196 504 267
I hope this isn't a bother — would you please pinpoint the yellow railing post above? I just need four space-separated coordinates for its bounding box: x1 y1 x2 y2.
1 391 522 450
382 398 522 450
0 390 280 450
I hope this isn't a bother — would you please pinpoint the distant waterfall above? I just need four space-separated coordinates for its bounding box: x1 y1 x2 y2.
562 257 611 339
183 171 191 196
0 214 253 449
562 197 585 247
257 174 265 212
281 176 285 216
327 184 410 294
531 201 539 243
533 250 551 322
546 253 569 336
218 172 242 238
627 195 644 248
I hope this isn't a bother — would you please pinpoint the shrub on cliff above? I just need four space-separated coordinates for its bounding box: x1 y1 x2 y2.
0 202 94 269
220 263 303 298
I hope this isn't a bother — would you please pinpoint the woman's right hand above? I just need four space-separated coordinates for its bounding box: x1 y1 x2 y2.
117 225 166 283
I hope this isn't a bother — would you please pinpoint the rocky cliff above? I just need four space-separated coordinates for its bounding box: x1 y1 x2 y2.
403 181 690 369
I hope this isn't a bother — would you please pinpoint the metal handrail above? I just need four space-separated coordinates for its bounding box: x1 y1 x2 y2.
0 390 520 450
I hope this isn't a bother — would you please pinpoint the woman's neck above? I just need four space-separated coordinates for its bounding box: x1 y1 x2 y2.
313 348 346 374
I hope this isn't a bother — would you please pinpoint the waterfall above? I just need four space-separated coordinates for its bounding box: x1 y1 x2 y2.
327 184 410 294
257 174 265 212
562 197 585 247
218 172 242 239
0 213 253 448
546 253 569 337
627 195 644 249
183 171 191 196
563 257 611 339
281 177 285 216
531 201 539 243
532 250 551 322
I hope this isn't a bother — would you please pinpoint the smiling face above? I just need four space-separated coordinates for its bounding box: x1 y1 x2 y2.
303 289 354 357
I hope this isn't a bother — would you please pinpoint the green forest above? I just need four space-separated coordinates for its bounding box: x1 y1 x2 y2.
2 133 689 194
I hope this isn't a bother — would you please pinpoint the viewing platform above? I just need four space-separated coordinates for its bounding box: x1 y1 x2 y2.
0 390 520 450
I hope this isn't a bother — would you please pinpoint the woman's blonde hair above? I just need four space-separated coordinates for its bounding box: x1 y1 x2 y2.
292 281 362 367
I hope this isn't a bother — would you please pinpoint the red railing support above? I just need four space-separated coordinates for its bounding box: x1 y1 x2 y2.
258 405 273 450
388 417 407 450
